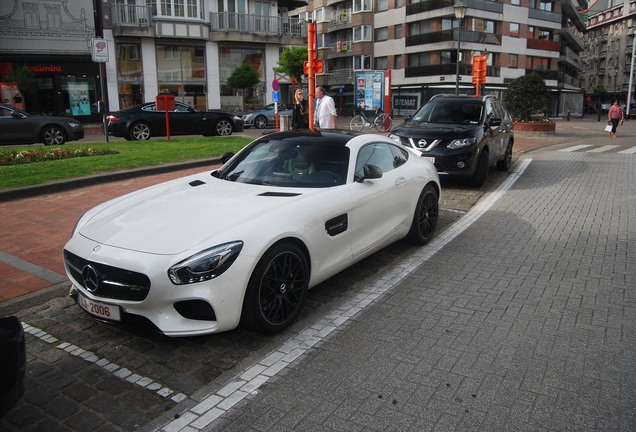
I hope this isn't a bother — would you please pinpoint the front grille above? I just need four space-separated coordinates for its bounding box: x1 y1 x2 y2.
64 250 151 301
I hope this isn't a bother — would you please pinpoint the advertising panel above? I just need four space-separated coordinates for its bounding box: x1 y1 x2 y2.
354 71 384 113
68 82 92 116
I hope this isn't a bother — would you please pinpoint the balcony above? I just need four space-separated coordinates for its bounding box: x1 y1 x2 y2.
526 38 560 52
328 13 352 30
209 12 306 43
528 8 561 23
404 63 500 79
111 4 154 37
328 68 354 85
406 29 500 48
406 0 453 16
328 40 353 59
559 47 582 71
560 27 585 52
527 68 559 81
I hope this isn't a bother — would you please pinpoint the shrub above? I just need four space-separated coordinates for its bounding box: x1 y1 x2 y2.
0 147 118 166
503 73 550 122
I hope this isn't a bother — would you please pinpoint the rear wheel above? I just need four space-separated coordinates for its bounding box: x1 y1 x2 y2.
471 149 489 187
42 126 66 145
406 184 439 245
374 114 392 132
496 141 513 171
240 242 309 333
254 115 268 129
215 119 233 136
128 122 151 140
349 115 365 131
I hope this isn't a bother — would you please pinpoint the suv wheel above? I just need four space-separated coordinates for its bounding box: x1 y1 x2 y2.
471 149 489 187
496 141 513 171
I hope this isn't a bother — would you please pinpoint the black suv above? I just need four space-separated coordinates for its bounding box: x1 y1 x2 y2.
388 95 514 186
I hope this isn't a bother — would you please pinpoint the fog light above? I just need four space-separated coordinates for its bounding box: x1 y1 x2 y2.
457 162 466 169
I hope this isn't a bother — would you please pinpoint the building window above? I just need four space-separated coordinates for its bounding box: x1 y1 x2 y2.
394 55 402 69
530 27 552 40
441 19 456 31
509 53 518 68
408 52 429 67
116 43 144 109
471 19 495 33
511 0 520 5
354 25 372 42
375 27 388 41
314 7 327 22
353 0 371 13
151 0 204 19
354 55 371 69
375 56 388 69
395 24 402 39
538 0 553 12
408 20 427 36
157 45 207 109
376 0 388 12
510 23 519 37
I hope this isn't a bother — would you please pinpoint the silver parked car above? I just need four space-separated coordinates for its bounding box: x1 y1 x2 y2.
241 103 293 129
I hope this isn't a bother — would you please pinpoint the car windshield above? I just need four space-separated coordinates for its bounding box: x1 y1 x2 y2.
411 101 483 125
216 138 350 187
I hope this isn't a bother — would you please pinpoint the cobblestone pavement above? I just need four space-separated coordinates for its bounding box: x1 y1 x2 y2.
1 118 635 431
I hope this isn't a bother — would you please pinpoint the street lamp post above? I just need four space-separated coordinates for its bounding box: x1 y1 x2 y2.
453 1 467 95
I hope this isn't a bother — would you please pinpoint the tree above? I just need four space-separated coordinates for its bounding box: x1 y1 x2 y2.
7 64 39 98
502 72 550 121
226 63 261 109
275 46 307 85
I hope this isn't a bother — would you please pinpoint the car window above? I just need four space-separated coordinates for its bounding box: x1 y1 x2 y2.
217 139 350 188
485 99 496 123
355 143 402 175
0 107 12 118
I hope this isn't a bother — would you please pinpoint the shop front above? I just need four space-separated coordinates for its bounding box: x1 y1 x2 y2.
0 56 102 123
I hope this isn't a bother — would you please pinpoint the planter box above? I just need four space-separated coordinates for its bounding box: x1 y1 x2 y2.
513 121 556 133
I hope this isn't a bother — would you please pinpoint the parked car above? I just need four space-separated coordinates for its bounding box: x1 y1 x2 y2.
0 103 84 145
628 103 636 119
63 130 440 336
388 94 514 187
106 101 243 140
241 103 293 129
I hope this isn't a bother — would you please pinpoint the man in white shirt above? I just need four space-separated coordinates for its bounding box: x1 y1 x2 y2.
314 86 337 129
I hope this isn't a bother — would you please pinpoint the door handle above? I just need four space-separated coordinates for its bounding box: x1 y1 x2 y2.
395 177 406 186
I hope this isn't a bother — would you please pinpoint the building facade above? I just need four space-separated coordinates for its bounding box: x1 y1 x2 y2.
0 0 103 122
291 0 588 117
579 0 636 110
103 0 306 113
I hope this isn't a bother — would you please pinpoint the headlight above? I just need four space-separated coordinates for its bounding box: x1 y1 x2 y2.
168 241 243 285
233 115 241 121
68 121 81 128
243 114 253 120
447 137 476 149
387 133 401 143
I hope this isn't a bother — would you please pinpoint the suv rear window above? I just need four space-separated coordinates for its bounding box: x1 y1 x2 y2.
412 101 484 125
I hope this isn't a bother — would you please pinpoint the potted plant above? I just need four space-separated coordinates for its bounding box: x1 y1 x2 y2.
503 72 555 133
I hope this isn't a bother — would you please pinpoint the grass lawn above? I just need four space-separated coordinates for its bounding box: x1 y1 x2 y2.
0 136 252 190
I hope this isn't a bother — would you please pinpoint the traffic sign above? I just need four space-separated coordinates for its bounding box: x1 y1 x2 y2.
272 79 279 91
272 90 280 102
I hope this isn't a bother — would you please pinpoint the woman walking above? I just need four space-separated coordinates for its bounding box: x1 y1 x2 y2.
608 100 624 138
291 89 308 129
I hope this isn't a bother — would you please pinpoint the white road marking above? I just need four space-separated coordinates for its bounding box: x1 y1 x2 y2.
558 145 593 152
587 145 620 153
617 147 636 154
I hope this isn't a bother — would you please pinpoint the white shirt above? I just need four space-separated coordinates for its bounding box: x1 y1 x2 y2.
315 95 337 129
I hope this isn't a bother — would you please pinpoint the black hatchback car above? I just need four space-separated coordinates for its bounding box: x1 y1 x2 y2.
106 102 244 141
388 95 514 186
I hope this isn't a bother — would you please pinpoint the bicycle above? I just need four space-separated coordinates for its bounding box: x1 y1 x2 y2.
349 108 393 133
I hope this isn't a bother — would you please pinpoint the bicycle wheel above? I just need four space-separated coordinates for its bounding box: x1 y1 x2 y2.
374 114 392 132
350 115 365 131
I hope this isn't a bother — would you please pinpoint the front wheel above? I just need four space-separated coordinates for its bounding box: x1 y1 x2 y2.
405 184 439 245
215 119 233 136
128 122 151 140
350 115 365 131
471 149 489 187
496 141 513 171
240 242 309 333
374 114 392 132
42 126 66 145
254 115 268 129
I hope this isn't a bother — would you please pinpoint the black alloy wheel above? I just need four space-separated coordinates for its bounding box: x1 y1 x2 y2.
471 149 489 187
496 141 513 171
241 242 309 333
406 184 439 245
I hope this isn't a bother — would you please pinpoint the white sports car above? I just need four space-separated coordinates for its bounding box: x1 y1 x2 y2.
63 130 440 337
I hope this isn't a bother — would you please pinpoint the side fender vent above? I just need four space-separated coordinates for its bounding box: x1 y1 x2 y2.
325 214 348 237
189 180 206 187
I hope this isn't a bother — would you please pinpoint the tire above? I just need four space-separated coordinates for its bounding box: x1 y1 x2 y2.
41 126 66 145
406 184 439 245
374 114 392 132
240 242 309 333
350 115 365 131
254 115 268 129
496 141 513 171
471 149 489 187
215 119 233 136
128 122 151 140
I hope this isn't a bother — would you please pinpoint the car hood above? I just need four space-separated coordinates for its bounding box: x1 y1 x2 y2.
392 122 481 138
78 173 318 255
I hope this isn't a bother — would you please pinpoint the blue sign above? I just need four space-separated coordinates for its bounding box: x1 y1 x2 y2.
272 90 280 102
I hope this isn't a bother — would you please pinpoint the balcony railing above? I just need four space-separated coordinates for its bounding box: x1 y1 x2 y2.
328 40 353 58
526 38 561 52
209 12 306 36
406 29 500 48
112 4 152 26
404 63 500 79
329 68 354 85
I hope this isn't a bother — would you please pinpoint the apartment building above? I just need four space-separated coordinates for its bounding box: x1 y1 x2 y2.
291 0 588 117
579 0 636 109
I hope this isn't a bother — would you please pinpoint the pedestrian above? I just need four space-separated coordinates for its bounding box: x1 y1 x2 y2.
291 89 308 129
314 86 337 130
607 100 624 138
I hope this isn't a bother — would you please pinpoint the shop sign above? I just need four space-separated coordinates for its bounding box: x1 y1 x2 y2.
91 38 109 63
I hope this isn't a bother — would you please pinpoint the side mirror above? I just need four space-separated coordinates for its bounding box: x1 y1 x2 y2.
355 164 383 183
489 117 502 127
220 152 234 164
